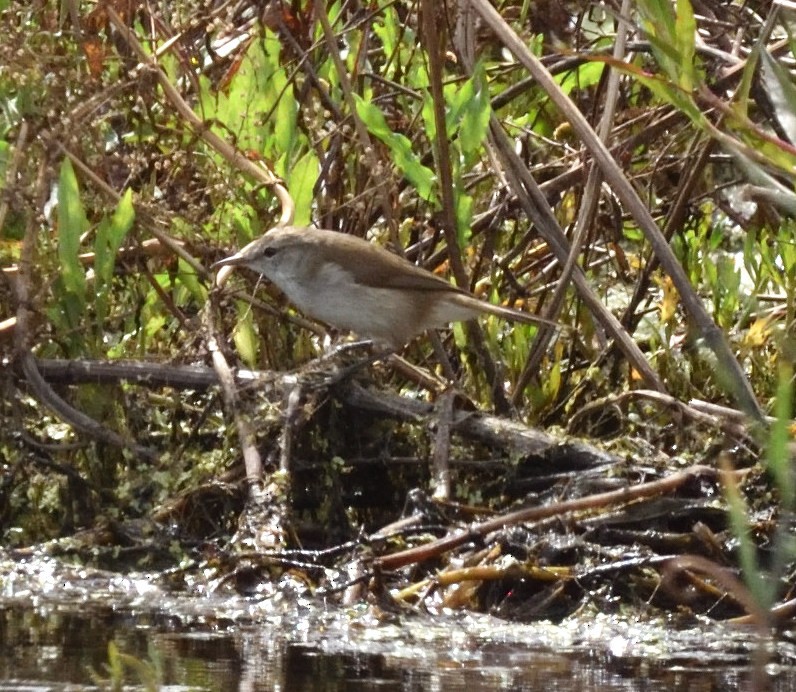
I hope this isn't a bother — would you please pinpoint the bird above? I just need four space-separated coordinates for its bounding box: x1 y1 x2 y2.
213 225 557 350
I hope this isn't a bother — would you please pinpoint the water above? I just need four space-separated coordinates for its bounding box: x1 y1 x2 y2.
0 556 793 690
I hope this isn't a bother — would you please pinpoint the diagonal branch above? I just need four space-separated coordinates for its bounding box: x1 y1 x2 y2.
469 0 764 422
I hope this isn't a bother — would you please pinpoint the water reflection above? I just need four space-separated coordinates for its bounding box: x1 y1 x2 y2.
1 600 794 691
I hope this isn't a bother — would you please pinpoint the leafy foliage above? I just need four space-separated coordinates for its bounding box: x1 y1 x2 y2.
0 2 792 617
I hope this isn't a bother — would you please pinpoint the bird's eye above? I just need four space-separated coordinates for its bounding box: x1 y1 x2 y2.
262 247 278 258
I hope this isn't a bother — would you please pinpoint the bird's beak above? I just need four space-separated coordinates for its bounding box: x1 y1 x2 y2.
211 253 246 271
212 234 267 271
212 251 253 288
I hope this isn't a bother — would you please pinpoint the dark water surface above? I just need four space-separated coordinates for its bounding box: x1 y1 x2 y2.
1 558 794 690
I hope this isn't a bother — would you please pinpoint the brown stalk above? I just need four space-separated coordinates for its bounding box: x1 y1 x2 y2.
419 0 510 413
468 0 763 422
375 465 724 571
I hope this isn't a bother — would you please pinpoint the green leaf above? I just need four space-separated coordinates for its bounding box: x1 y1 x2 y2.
274 86 297 166
445 77 471 138
57 158 88 300
200 31 299 177
46 291 84 335
287 150 319 226
722 458 776 609
372 4 399 76
454 190 473 246
95 189 134 287
144 313 166 343
558 61 605 96
421 91 437 143
176 257 207 305
780 222 796 276
94 190 135 331
635 0 699 94
458 64 491 155
354 92 398 139
626 67 704 124
767 363 795 508
674 0 697 91
0 141 8 190
234 301 259 367
635 0 680 81
353 94 437 202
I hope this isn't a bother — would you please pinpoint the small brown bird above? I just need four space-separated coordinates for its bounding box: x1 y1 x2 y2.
214 226 555 349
